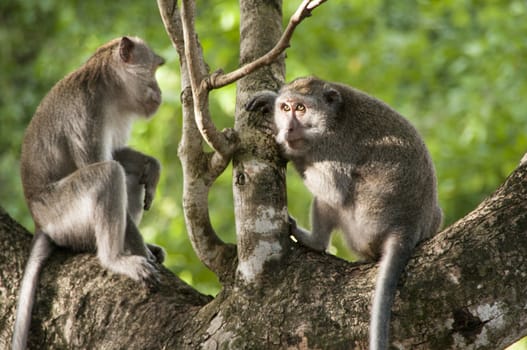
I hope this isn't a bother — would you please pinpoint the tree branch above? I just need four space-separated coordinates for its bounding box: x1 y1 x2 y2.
230 0 290 284
166 0 328 283
180 0 239 161
156 0 184 58
2 161 526 347
208 0 327 89
157 0 235 277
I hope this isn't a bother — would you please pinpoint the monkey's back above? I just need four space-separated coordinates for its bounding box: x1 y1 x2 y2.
337 82 441 243
20 46 120 203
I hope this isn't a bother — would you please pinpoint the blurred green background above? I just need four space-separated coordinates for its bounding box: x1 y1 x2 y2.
1 2 526 344
2 0 526 347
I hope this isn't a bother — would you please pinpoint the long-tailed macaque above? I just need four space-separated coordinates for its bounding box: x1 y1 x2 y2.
12 36 166 350
247 77 442 350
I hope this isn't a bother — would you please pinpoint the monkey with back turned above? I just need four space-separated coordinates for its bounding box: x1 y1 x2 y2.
247 76 442 350
12 36 166 350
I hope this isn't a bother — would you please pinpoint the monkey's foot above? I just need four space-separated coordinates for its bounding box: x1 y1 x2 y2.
128 255 160 290
147 243 166 264
103 254 160 289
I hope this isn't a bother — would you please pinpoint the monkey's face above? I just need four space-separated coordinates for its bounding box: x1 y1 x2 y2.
116 37 165 117
273 78 343 158
274 93 334 157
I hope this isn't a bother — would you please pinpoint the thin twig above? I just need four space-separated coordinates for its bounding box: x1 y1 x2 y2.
180 0 239 158
207 0 328 89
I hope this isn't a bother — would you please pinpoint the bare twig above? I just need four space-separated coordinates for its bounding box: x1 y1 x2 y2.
157 0 235 276
180 0 239 158
157 0 183 54
207 0 328 89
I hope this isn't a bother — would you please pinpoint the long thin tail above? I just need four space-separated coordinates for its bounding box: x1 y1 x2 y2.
369 234 414 350
12 231 53 350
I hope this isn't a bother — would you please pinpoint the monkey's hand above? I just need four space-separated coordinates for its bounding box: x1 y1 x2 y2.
288 215 306 245
288 215 298 236
140 157 161 210
288 215 329 252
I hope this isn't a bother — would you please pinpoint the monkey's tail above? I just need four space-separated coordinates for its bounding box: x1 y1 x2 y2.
369 233 414 350
12 231 53 350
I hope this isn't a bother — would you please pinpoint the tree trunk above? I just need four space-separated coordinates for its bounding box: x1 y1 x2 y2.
2 0 527 348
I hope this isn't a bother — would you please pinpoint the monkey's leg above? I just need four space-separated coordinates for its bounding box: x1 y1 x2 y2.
122 164 165 264
32 161 158 284
292 197 337 252
123 213 165 264
91 161 158 284
125 172 146 226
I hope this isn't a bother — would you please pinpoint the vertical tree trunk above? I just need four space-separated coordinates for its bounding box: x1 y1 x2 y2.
233 0 290 284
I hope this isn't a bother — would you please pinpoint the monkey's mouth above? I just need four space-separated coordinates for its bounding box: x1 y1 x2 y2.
285 138 305 150
276 132 306 152
143 87 162 116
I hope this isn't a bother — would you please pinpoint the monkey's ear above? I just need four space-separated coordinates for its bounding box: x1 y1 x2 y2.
245 91 278 114
323 87 342 105
119 37 135 63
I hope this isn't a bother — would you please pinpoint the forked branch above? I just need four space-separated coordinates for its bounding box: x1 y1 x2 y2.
179 0 327 157
157 0 235 276
156 0 327 276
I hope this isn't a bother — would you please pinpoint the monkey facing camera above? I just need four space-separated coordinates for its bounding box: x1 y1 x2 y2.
12 37 166 350
246 76 443 350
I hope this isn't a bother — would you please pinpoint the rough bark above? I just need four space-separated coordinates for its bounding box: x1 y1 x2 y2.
1 163 527 348
1 0 526 349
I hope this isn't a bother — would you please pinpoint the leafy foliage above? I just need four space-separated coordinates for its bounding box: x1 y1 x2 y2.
1 0 526 307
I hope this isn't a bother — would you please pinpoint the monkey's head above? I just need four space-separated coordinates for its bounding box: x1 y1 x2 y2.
274 77 343 157
109 37 165 117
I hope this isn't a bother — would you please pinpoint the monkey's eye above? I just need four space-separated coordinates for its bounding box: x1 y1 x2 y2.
295 104 306 112
281 103 291 112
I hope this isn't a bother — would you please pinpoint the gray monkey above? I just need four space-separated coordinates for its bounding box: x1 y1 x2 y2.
12 36 166 350
246 76 442 350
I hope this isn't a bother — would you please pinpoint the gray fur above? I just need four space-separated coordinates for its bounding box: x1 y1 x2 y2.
247 77 442 350
13 36 165 350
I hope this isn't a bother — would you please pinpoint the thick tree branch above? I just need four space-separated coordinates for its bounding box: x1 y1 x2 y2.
2 162 526 348
157 0 328 279
231 0 290 284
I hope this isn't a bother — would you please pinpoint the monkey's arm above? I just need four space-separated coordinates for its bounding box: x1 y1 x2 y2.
113 147 161 210
289 197 337 252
